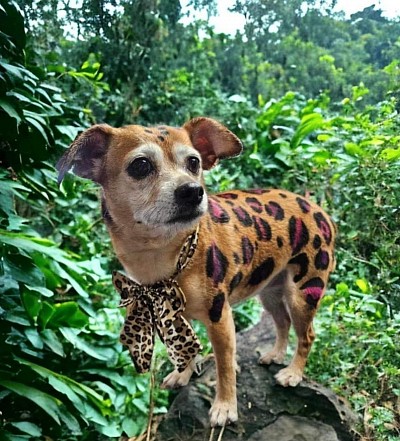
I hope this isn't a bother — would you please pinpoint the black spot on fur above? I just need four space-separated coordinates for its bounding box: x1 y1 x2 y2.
232 206 253 226
242 236 254 265
279 192 288 198
208 198 230 223
245 197 263 213
233 252 241 264
301 277 325 309
289 253 309 283
314 212 333 245
209 292 225 322
247 258 275 286
289 216 310 255
265 201 285 220
313 235 322 249
277 236 284 248
206 243 229 286
253 216 272 241
296 196 311 213
243 189 270 195
217 192 238 200
158 135 165 142
315 249 330 270
229 271 243 294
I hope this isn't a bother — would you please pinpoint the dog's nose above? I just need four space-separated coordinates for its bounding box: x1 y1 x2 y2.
174 183 204 205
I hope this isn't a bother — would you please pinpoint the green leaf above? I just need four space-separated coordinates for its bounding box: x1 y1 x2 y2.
380 148 400 162
24 328 44 349
0 98 21 123
26 285 54 298
21 290 42 323
37 302 55 329
291 112 325 148
356 279 369 294
9 422 42 437
25 116 50 145
48 302 89 328
0 380 81 434
40 329 65 356
60 327 111 360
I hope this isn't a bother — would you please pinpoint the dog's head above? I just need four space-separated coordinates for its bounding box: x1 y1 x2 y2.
57 117 242 234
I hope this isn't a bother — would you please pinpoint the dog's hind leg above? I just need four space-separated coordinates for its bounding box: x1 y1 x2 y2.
258 270 292 365
274 268 328 387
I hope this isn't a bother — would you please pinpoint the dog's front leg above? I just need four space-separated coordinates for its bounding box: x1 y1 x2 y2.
207 300 238 427
161 359 196 389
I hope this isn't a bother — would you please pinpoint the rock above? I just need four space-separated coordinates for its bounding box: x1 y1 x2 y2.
155 312 358 441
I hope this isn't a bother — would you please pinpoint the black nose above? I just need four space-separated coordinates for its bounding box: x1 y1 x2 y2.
174 183 204 205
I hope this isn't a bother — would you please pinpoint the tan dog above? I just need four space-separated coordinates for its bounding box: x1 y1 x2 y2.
57 118 336 427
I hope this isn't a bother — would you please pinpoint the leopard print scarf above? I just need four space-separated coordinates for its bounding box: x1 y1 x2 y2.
112 227 202 373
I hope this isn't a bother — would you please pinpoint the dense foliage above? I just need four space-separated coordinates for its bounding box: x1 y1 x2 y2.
0 0 399 440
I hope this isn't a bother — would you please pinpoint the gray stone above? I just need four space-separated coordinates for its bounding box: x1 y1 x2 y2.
248 415 339 441
155 312 359 441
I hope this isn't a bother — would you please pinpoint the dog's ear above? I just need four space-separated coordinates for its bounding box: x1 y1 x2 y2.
183 117 243 170
56 124 112 184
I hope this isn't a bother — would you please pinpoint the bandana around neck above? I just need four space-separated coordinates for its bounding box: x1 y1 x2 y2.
112 226 202 373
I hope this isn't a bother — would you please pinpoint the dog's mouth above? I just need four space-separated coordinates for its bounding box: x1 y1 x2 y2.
167 208 202 224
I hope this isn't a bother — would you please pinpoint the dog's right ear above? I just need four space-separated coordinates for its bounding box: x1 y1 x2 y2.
56 124 112 184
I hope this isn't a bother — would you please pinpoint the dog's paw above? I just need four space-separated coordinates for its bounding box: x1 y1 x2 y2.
161 369 192 389
209 399 238 427
258 349 286 365
274 366 303 387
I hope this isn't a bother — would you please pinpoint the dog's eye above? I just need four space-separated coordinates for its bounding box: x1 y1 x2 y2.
187 156 200 174
127 158 154 180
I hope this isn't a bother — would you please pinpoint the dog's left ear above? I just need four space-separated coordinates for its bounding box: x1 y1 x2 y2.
183 117 243 170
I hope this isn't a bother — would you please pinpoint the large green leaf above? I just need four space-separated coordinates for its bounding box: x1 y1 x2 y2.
291 112 325 148
0 380 81 434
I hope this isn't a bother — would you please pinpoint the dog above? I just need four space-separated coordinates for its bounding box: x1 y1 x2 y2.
57 117 336 427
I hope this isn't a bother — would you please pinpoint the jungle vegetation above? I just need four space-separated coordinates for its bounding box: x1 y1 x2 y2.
0 0 399 440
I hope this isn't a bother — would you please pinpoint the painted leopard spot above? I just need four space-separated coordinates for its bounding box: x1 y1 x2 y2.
277 236 284 248
229 271 243 294
209 292 225 322
208 198 230 223
289 253 309 283
242 236 254 265
265 201 285 220
247 257 275 286
289 216 310 255
253 216 272 241
233 252 240 264
296 196 311 213
301 277 325 308
158 135 165 142
245 197 263 213
232 206 253 226
315 249 330 270
206 242 229 286
244 189 270 195
217 192 238 200
279 192 288 198
313 235 322 249
314 212 333 245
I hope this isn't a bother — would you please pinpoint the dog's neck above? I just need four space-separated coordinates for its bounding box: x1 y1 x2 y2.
106 213 197 285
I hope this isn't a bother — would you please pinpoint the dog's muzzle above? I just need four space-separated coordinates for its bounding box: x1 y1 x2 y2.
169 183 205 224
